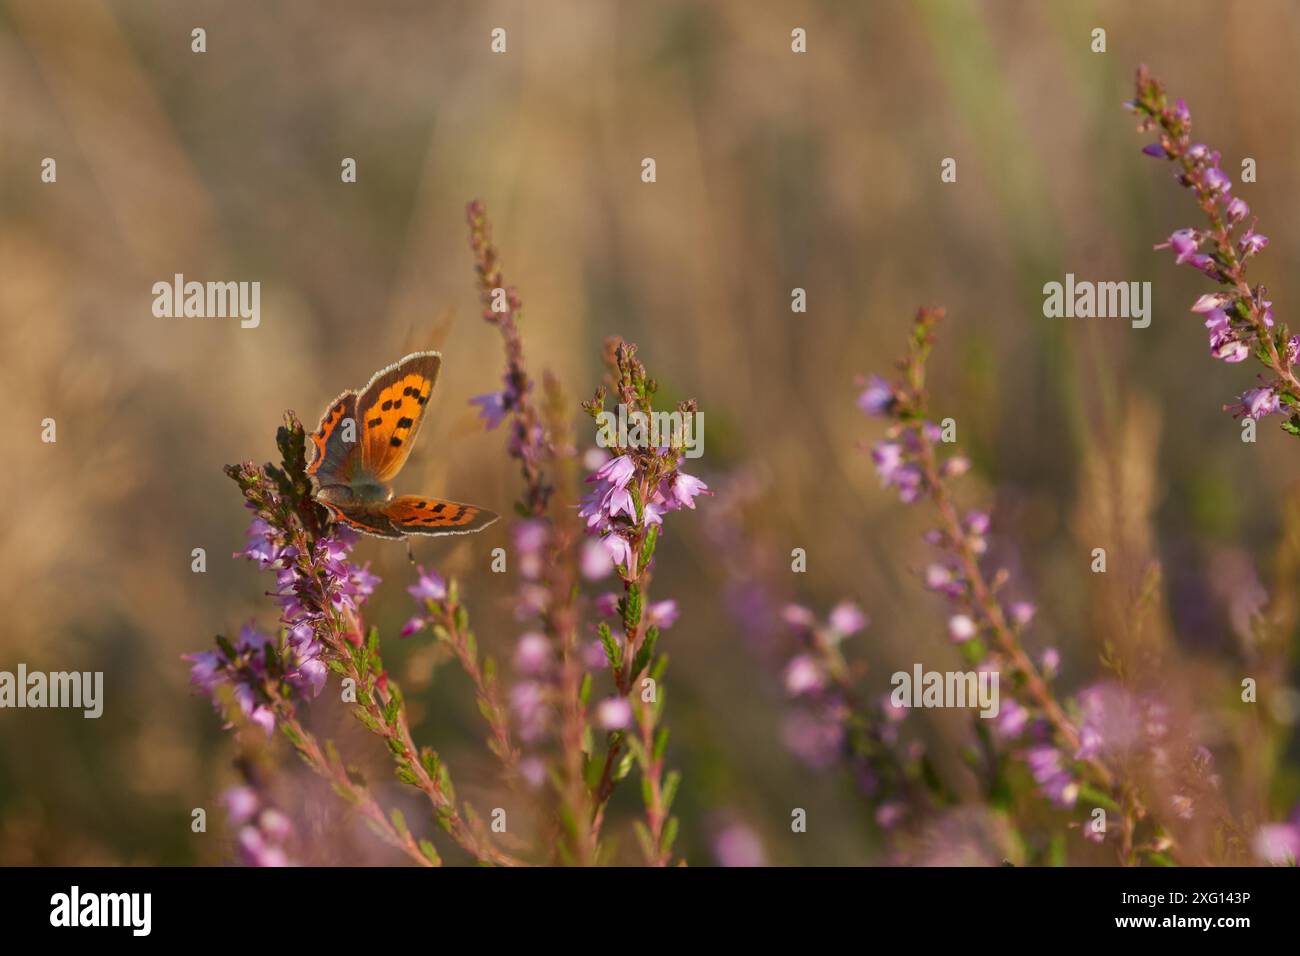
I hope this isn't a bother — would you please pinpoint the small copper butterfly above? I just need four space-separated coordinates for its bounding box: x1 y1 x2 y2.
307 352 499 538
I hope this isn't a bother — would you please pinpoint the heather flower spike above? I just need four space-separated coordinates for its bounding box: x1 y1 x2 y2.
858 306 1226 864
1128 66 1300 432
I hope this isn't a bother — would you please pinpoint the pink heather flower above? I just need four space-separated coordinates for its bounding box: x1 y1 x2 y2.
1203 166 1231 194
1239 227 1268 257
594 696 633 730
399 615 426 638
510 681 548 743
1226 197 1249 223
782 710 846 769
582 639 608 670
712 822 767 867
880 695 908 723
668 471 710 509
1040 647 1060 678
1205 310 1249 363
1238 387 1280 419
1140 142 1167 159
1009 601 1036 627
1166 228 1199 264
783 655 825 697
941 456 970 478
781 604 816 629
948 614 977 643
594 592 620 618
856 375 894 416
469 391 508 430
1191 292 1231 313
580 538 615 580
519 757 547 790
260 809 293 843
237 827 289 867
1025 746 1079 807
875 802 907 829
605 485 635 520
964 511 991 536
223 786 260 825
602 534 634 569
646 599 679 629
513 632 550 675
992 699 1028 740
590 454 636 489
828 601 867 636
1253 823 1300 865
407 567 446 603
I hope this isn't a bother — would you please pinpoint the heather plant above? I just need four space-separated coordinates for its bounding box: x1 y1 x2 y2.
711 305 1258 865
187 203 709 866
1127 66 1298 433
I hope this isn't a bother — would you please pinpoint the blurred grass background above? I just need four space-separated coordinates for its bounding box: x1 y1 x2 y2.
2 0 1298 864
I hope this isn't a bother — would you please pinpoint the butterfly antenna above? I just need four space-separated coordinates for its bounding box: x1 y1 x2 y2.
404 538 417 566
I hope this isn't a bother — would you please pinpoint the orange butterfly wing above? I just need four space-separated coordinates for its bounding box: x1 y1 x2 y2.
356 352 440 483
307 391 359 483
318 499 402 539
381 495 499 536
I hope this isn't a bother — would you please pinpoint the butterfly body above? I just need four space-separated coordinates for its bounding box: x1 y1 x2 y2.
307 352 498 539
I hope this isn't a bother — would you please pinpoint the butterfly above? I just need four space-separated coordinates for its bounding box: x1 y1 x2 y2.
307 351 499 538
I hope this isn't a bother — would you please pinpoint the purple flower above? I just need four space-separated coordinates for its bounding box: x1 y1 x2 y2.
828 601 867 636
668 471 710 509
1254 822 1300 865
947 614 977 643
646 600 679 629
399 615 426 638
1166 229 1199 264
711 821 767 867
223 786 260 825
469 391 508 430
1226 197 1249 223
602 534 634 569
783 655 825 697
1239 227 1268 257
1009 601 1036 627
1203 166 1231 194
594 696 633 730
1024 745 1078 807
1140 142 1167 159
1238 387 1280 419
856 376 894 416
407 566 447 603
513 632 551 676
590 454 636 489
992 700 1028 740
580 538 615 580
510 681 549 743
